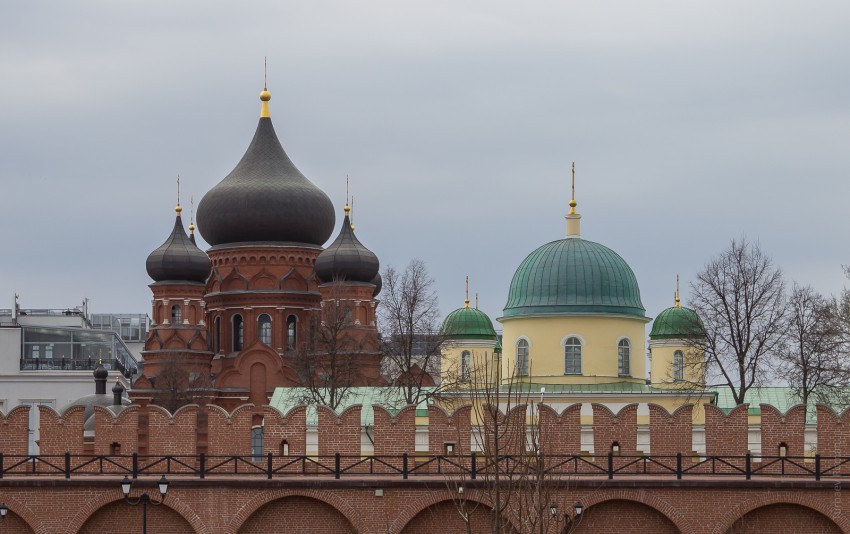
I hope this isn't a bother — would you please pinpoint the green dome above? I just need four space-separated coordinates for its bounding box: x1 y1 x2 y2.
649 305 703 339
503 238 645 318
441 307 498 340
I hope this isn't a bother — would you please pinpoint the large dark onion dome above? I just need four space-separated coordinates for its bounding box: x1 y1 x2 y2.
146 206 211 283
196 88 335 246
314 206 380 283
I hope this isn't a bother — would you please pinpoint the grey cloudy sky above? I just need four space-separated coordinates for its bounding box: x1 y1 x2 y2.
2 1 849 329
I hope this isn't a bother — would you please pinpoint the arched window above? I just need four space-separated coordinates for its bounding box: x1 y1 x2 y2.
233 314 243 352
171 305 182 324
618 339 631 376
258 314 272 345
286 315 297 350
564 337 582 374
673 350 684 381
460 350 472 381
251 426 264 461
515 339 529 377
214 317 221 353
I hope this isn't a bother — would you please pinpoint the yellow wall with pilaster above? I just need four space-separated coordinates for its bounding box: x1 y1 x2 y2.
498 314 650 384
649 340 705 386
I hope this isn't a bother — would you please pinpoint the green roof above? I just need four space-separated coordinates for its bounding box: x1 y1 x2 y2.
650 305 703 339
502 238 645 318
713 387 819 422
269 387 433 426
441 306 498 340
502 381 713 395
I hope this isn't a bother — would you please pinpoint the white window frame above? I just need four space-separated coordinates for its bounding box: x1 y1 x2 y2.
617 337 631 377
673 350 685 381
515 337 531 377
562 335 583 375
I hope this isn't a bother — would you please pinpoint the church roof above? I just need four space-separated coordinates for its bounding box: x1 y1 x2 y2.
145 210 211 283
441 306 498 341
196 89 335 247
650 305 703 339
314 212 380 283
503 238 645 318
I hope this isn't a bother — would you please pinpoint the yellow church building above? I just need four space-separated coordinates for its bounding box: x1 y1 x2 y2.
439 171 714 426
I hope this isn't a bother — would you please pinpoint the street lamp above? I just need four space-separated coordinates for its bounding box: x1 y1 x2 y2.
120 475 169 534
550 502 583 533
0 503 8 520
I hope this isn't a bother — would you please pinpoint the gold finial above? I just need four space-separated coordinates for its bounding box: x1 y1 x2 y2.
189 195 195 235
568 162 577 215
344 175 351 217
260 58 271 118
175 175 182 215
98 349 103 365
475 292 479 310
465 275 470 308
675 274 681 307
350 195 356 231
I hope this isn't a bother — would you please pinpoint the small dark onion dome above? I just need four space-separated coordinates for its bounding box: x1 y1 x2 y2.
314 208 380 283
370 272 382 297
146 206 211 283
93 362 109 381
112 380 126 407
196 88 335 246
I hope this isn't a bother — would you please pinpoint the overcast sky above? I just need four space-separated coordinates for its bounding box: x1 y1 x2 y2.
2 1 849 331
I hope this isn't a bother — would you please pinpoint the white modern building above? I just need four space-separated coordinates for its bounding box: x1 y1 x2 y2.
0 299 140 452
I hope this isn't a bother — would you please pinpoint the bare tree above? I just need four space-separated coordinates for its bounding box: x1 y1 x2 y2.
294 280 365 410
778 283 846 407
688 238 786 406
378 259 444 405
150 355 212 412
440 352 575 534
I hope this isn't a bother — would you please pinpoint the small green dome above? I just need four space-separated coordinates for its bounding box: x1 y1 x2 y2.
442 307 498 341
650 306 703 339
503 238 645 318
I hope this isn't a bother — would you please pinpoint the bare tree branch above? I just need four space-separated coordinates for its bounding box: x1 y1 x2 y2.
378 259 445 405
688 238 786 405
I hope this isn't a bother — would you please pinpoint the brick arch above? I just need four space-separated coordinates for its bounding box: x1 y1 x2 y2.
387 488 520 534
1 495 40 534
713 491 850 534
65 489 209 534
225 489 364 534
575 488 692 533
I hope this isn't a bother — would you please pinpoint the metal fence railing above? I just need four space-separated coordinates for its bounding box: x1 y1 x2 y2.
0 453 842 481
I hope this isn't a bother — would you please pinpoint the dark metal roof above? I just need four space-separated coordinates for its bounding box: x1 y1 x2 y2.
146 214 211 283
196 117 335 246
314 214 380 283
371 272 382 297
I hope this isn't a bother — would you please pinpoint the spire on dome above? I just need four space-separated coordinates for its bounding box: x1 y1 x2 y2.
189 195 196 245
675 274 681 307
176 174 182 216
565 162 582 238
465 275 470 308
260 57 271 118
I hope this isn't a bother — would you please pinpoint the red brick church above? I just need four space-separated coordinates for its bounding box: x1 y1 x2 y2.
135 86 384 410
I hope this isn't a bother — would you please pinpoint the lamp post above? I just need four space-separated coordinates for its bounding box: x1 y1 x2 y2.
550 502 583 533
120 475 169 534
